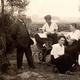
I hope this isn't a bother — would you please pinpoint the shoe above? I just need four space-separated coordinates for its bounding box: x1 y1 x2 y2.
65 71 74 75
29 65 35 69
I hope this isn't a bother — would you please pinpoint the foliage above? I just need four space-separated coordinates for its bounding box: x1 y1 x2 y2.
7 0 29 9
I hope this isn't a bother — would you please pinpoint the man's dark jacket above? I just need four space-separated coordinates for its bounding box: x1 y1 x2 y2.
8 19 33 49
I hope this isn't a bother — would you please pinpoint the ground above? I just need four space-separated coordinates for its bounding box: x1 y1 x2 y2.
0 41 80 80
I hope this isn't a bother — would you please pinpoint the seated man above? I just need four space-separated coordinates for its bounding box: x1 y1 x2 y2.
35 15 58 62
66 23 80 66
42 15 58 45
35 14 58 46
42 15 58 34
65 38 79 72
66 23 80 41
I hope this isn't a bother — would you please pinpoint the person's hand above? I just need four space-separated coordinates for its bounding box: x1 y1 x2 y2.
54 29 58 33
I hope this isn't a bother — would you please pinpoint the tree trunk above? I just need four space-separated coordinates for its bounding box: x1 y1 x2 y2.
1 0 4 16
1 0 4 31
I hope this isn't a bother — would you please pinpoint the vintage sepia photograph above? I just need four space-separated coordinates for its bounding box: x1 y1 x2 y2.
0 0 80 80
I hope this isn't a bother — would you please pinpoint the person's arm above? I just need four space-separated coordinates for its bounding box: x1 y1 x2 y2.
52 23 58 33
66 30 80 41
42 24 46 33
54 23 58 31
50 47 54 56
65 32 71 40
73 30 80 40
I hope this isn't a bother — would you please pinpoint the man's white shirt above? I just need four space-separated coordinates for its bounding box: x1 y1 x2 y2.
42 21 58 34
66 29 80 65
67 29 80 40
50 43 65 59
38 21 58 38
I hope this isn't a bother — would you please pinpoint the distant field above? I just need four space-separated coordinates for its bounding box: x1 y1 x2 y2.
28 22 80 37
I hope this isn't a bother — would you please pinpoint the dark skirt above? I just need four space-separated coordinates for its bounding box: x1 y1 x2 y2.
51 54 77 74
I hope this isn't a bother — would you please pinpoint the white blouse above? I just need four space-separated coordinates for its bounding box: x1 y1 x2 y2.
42 22 58 34
50 43 65 59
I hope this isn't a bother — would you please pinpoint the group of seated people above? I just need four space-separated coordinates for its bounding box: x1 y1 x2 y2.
35 15 80 74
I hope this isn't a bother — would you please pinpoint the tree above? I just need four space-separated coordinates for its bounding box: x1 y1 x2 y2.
1 0 4 16
0 0 31 30
0 0 4 28
8 0 29 8
7 0 29 15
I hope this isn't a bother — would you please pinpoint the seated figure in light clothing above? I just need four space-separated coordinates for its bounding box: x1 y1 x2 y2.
50 35 79 73
66 23 80 41
34 15 58 62
66 23 80 66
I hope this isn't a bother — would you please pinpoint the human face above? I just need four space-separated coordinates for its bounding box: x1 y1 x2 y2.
70 25 76 32
58 37 65 46
39 28 43 33
45 19 51 25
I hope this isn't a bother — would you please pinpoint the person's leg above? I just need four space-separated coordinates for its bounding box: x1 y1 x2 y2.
70 54 79 72
50 55 59 73
17 47 24 69
25 47 35 68
0 51 10 73
54 55 73 74
41 48 46 62
54 56 65 73
50 55 55 64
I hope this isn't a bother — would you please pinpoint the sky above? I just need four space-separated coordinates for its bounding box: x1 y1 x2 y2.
27 0 80 18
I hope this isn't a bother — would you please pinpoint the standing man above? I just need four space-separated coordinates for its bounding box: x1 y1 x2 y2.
9 16 35 73
17 18 35 70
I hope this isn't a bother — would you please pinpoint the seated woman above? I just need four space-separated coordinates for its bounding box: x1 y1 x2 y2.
51 36 66 73
50 35 79 74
